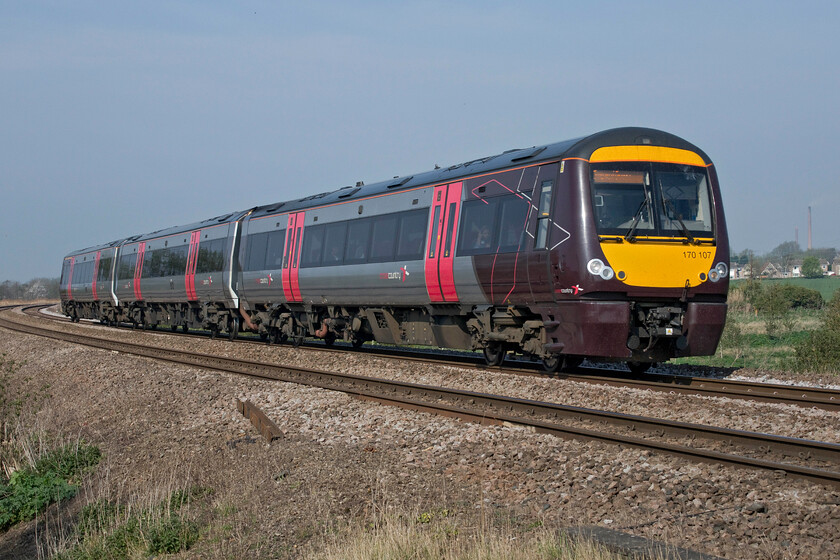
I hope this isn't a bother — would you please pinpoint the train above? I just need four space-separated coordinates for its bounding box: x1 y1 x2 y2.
59 127 729 373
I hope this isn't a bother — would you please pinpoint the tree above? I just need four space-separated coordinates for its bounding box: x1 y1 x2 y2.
768 241 802 275
801 255 823 278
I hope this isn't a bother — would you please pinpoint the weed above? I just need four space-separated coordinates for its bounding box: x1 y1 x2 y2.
0 442 101 531
55 485 210 559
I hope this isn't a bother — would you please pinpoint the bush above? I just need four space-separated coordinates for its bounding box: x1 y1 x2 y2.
795 330 840 374
0 443 101 530
777 285 824 309
796 288 840 374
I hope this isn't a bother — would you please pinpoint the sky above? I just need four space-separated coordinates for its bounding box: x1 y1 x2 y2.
2 1 839 281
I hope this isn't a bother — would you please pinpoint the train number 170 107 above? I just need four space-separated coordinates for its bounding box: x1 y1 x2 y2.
683 251 712 259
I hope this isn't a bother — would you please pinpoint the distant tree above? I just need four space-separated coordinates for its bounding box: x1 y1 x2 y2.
768 241 802 275
801 256 823 278
805 247 837 263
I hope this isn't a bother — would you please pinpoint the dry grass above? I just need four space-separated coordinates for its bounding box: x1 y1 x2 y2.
312 513 625 560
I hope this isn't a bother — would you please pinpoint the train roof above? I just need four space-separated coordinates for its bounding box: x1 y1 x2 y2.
64 127 710 258
247 127 711 219
64 211 250 257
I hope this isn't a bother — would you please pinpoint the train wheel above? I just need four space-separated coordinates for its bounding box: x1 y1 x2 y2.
209 326 218 340
482 343 505 367
228 317 239 341
323 332 336 347
182 324 189 333
627 361 652 375
541 355 563 374
171 324 178 332
259 332 269 342
351 337 365 349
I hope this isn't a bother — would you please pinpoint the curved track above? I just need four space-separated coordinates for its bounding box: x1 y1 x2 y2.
3 304 840 488
30 303 840 412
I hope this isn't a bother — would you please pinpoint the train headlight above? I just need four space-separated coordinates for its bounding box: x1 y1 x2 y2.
587 258 614 280
587 258 604 276
708 262 728 283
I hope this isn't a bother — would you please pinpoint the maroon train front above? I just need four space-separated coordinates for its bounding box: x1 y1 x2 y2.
60 127 729 372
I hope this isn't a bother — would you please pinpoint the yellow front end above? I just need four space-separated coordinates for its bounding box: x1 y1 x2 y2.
599 240 717 288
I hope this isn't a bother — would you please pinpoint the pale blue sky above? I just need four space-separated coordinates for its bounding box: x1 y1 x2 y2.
2 1 839 280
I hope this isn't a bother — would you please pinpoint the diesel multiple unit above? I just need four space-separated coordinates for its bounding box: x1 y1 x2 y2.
60 127 730 373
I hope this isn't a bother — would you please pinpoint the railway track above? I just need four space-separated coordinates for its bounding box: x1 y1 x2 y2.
3 304 840 488
28 303 840 412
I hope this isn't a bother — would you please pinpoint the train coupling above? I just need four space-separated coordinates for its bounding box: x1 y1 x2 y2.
626 304 687 352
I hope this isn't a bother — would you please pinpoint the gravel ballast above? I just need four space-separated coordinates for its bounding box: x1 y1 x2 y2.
1 309 838 558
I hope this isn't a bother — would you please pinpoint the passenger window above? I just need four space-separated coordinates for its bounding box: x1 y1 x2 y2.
345 219 371 264
498 196 530 252
396 209 428 261
169 245 188 275
265 230 286 269
322 222 347 266
300 224 325 268
370 215 398 262
246 232 269 271
458 199 498 255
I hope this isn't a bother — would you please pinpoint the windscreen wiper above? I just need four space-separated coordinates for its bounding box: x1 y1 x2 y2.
624 191 652 242
661 197 696 244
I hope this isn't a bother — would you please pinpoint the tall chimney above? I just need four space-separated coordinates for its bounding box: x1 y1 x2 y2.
808 206 812 250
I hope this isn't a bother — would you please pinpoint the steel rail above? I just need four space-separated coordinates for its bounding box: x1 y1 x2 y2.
24 304 840 411
4 306 840 488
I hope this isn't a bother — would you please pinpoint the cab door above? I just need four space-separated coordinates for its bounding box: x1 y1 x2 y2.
424 182 463 302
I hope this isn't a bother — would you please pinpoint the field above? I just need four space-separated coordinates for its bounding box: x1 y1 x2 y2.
676 277 840 374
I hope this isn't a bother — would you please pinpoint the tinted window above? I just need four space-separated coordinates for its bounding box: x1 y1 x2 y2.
246 232 269 271
498 196 530 251
396 209 428 261
265 230 286 270
197 238 225 274
300 224 325 268
370 215 398 261
118 253 136 280
345 219 371 264
458 199 499 255
168 245 189 276
97 256 113 281
458 194 529 255
322 222 347 265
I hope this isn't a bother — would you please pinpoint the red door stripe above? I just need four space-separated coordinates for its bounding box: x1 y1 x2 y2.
282 214 296 301
425 183 462 303
290 212 304 302
67 258 75 300
424 186 446 302
186 231 200 301
133 242 146 300
439 182 462 302
92 251 101 301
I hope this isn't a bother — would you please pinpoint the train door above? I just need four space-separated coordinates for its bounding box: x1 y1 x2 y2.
133 242 146 300
92 251 101 301
282 211 305 303
424 182 463 302
185 231 200 301
66 257 75 301
527 165 564 303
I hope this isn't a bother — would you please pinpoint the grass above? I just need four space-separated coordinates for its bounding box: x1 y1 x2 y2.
732 276 840 302
312 511 630 560
52 486 209 559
